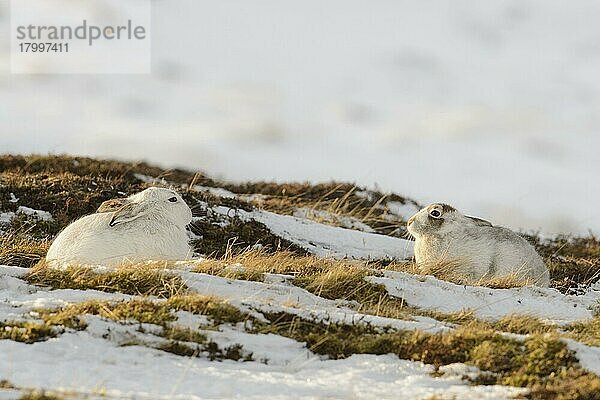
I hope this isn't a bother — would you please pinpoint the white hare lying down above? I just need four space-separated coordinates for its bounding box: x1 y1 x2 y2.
46 187 193 267
407 203 550 287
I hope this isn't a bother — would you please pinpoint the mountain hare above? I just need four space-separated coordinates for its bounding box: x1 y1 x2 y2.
46 187 193 267
407 203 550 287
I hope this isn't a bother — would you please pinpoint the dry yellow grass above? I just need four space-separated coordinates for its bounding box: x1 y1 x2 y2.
194 250 413 319
25 261 187 298
0 233 50 268
193 249 347 278
241 185 407 236
385 259 543 289
564 316 600 347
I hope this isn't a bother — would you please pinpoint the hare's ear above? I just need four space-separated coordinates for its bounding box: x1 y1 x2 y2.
109 202 149 227
97 198 128 213
466 216 493 227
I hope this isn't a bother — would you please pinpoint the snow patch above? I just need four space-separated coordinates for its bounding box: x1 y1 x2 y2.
212 206 413 260
16 206 53 221
0 332 524 400
293 207 375 233
386 201 421 221
193 185 237 199
370 271 600 323
565 339 600 376
179 271 451 334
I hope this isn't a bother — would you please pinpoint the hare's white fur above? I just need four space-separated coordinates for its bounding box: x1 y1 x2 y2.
407 203 550 287
46 187 193 267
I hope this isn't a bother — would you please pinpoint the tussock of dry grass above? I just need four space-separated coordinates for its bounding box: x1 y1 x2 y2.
0 233 50 268
25 262 187 298
194 250 333 278
529 234 600 292
416 310 554 336
564 317 600 347
167 295 250 325
236 183 415 237
419 309 478 325
294 266 411 320
385 259 548 289
194 250 411 319
491 315 554 335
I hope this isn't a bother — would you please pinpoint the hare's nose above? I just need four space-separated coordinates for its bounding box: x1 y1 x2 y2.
407 216 415 225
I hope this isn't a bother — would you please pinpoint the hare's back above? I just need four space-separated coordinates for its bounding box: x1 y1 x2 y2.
47 213 115 258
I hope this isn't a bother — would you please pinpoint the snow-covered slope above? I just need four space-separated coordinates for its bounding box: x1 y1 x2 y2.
1 158 599 399
0 265 526 400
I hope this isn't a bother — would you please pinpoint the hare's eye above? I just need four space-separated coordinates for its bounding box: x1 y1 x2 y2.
168 197 178 203
429 209 442 218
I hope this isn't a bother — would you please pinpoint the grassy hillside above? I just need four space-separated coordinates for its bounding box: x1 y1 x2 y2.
1 155 599 400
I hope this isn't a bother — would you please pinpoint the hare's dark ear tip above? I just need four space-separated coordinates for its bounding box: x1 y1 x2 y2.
97 198 128 213
441 204 456 213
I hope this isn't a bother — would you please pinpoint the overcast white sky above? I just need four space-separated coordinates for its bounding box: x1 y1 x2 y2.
1 0 599 234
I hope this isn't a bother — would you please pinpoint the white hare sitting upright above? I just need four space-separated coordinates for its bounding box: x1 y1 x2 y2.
407 203 550 287
46 187 193 267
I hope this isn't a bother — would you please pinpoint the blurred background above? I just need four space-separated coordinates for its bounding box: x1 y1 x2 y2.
1 0 599 235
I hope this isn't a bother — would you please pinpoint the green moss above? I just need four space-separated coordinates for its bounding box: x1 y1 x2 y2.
0 321 57 343
159 341 199 357
158 340 252 361
255 312 591 397
42 299 175 327
470 340 523 373
158 323 252 361
161 326 207 343
167 295 249 325
527 368 600 400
